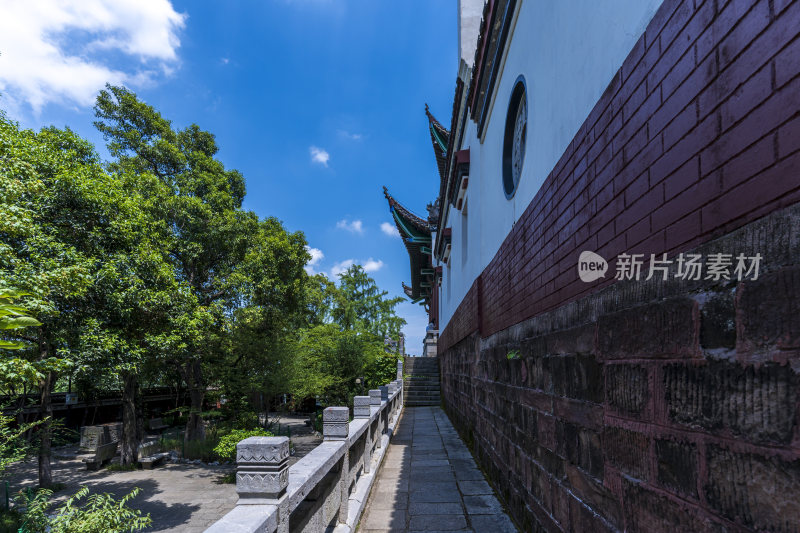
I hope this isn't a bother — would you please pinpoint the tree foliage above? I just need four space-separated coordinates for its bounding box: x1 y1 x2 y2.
292 265 406 406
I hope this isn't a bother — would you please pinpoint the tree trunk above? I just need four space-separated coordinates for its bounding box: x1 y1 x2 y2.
121 372 141 465
37 371 53 489
37 328 53 489
183 359 205 443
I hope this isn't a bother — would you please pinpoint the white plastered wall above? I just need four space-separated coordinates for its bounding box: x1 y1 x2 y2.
439 0 663 329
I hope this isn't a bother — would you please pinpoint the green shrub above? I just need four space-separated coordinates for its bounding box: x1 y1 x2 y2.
106 463 138 472
183 434 220 462
18 486 151 533
213 429 273 462
0 508 22 533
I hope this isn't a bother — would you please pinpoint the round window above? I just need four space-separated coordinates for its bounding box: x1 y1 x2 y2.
502 77 527 198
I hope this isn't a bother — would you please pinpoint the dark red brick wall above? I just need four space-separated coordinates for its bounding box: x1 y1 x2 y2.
439 0 800 354
438 0 800 531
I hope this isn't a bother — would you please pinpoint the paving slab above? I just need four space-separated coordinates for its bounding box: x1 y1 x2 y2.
358 406 518 532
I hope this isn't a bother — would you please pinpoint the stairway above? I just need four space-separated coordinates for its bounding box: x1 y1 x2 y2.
403 357 441 407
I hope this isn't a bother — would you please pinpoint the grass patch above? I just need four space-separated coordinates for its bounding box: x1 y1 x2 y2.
217 472 235 484
106 463 138 472
0 509 22 533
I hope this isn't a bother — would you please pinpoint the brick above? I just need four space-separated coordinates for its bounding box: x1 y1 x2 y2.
778 114 800 158
615 186 662 235
652 173 721 233
622 478 724 533
606 364 649 415
715 0 771 73
737 266 800 352
699 290 736 350
651 113 717 186
701 154 800 234
661 101 697 150
706 444 800 531
598 298 700 360
775 31 800 88
719 132 775 190
568 489 616 532
664 210 702 252
694 0 752 63
604 426 650 480
655 438 698 498
701 75 800 178
664 359 797 444
719 63 772 132
664 155 700 201
565 463 621 527
556 422 603 479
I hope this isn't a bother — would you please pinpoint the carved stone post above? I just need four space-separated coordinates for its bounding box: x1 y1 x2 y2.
354 396 370 419
379 386 389 437
323 407 349 525
397 358 403 380
323 406 349 441
354 396 371 473
369 390 382 448
236 436 289 503
388 382 397 418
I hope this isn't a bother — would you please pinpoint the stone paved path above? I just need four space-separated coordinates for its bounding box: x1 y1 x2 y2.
5 458 236 532
359 406 517 532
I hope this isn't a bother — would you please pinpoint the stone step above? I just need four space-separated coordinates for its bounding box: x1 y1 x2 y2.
405 394 441 401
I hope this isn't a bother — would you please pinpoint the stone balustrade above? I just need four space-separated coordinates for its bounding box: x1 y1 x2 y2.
206 367 404 533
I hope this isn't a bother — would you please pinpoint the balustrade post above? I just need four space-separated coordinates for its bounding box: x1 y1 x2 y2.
387 382 396 418
397 358 403 380
354 396 371 473
235 436 290 532
369 389 382 448
323 407 349 525
379 386 389 436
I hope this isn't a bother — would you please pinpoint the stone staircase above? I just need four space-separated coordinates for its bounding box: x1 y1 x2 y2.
403 357 441 407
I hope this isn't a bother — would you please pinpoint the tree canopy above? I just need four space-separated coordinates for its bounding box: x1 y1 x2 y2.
0 86 408 490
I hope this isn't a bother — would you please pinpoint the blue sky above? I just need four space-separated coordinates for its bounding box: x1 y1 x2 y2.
0 0 457 354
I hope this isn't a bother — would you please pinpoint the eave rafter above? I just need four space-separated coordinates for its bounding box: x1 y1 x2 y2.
383 187 435 303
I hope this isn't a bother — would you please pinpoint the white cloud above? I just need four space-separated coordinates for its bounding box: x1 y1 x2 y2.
336 219 363 234
363 258 384 273
0 0 186 113
304 246 324 274
329 258 383 278
310 146 330 167
337 129 362 141
330 259 355 279
380 222 401 238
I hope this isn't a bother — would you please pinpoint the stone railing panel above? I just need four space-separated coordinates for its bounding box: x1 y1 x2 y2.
207 372 404 533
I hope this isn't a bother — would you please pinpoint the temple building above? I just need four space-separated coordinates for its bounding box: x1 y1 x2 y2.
385 0 800 530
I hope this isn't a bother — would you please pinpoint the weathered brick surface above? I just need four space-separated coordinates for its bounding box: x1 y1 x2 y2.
737 266 800 354
622 478 726 533
437 0 800 531
705 445 800 531
598 298 700 360
604 426 651 481
655 438 698 498
664 359 797 444
606 364 649 415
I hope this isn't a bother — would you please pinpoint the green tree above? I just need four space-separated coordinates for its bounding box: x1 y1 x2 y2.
333 265 406 338
0 115 114 486
93 86 309 441
292 266 406 405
